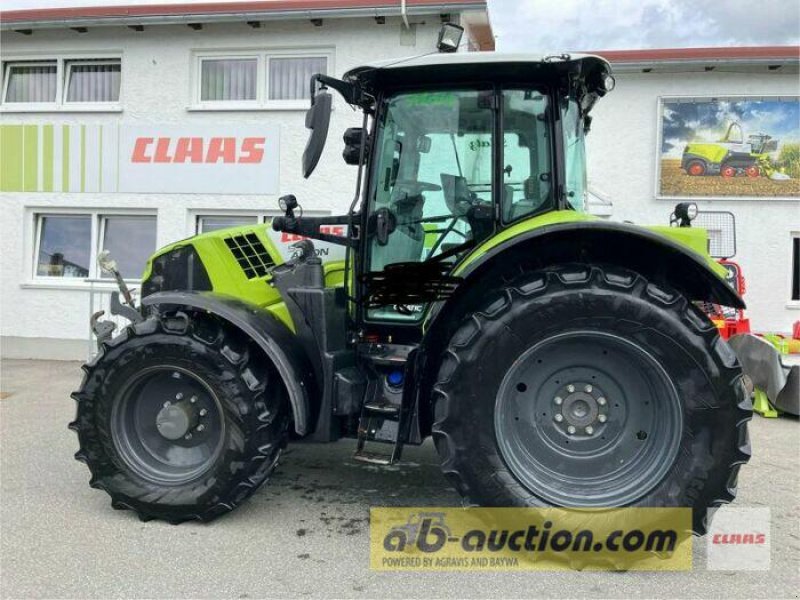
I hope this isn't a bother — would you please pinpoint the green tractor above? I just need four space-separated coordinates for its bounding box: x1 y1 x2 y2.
72 43 751 532
681 121 778 178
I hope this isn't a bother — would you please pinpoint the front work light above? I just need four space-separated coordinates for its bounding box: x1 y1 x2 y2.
673 202 699 227
437 22 464 53
97 249 118 274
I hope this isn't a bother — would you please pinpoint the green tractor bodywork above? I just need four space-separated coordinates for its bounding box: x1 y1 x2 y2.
140 211 725 333
74 48 749 527
681 121 779 178
139 227 346 333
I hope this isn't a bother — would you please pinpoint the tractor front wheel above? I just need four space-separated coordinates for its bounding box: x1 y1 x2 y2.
432 265 751 534
686 160 706 176
70 310 289 523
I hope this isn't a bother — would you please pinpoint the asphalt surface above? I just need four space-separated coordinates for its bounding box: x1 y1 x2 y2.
1 359 798 599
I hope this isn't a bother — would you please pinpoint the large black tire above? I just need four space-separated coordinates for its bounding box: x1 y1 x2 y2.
70 309 289 523
432 264 751 534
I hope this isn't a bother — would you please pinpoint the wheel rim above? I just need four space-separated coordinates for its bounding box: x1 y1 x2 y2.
746 166 759 178
111 366 226 485
494 331 683 507
688 163 704 176
721 166 735 178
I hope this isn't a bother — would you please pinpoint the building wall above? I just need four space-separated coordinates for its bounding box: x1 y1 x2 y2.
587 70 800 334
0 17 445 359
2 26 798 359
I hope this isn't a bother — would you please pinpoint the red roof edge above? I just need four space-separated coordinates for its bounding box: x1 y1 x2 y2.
592 46 800 62
0 0 486 24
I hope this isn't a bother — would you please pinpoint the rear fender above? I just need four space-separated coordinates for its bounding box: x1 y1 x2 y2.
450 220 743 310
142 292 317 435
415 220 744 436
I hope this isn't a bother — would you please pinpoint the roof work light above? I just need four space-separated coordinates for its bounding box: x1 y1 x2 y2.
437 22 464 53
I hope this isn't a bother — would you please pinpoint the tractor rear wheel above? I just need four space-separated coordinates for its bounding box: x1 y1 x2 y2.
432 265 751 534
70 310 289 523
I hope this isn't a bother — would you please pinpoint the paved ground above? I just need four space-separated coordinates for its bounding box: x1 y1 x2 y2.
1 359 798 599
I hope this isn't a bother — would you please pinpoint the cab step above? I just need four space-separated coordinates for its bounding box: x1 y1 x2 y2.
353 343 417 465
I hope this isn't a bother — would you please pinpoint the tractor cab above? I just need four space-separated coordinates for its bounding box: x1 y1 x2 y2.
273 52 615 332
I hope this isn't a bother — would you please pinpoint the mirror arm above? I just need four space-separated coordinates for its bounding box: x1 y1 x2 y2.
313 74 363 106
272 214 358 248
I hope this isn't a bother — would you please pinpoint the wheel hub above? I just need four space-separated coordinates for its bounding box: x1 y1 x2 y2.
156 400 199 440
554 383 608 435
111 367 225 485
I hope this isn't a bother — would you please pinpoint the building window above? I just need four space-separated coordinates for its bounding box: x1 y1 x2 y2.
99 216 158 279
193 50 330 109
33 212 155 281
65 59 121 103
197 214 259 233
35 215 91 277
3 61 57 103
268 56 327 100
792 234 800 302
2 57 121 109
200 58 258 102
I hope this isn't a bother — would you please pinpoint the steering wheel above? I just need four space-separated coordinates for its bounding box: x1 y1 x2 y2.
392 179 442 195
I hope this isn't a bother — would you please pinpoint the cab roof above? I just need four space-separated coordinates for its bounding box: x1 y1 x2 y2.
343 52 611 93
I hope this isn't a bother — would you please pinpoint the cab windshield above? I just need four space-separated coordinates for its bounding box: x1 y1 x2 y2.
366 88 555 320
368 88 554 265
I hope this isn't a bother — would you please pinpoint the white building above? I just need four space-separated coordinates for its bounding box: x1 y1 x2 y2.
586 47 800 336
0 0 494 359
0 2 797 360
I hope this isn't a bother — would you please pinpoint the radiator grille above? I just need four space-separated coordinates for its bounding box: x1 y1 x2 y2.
224 232 275 279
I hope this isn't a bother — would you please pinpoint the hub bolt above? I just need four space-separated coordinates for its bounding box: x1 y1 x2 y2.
554 397 563 405
567 385 575 393
184 433 192 440
585 426 594 435
598 414 607 423
199 408 208 417
598 397 607 406
163 401 171 408
176 392 184 400
190 396 197 404
197 424 205 432
585 385 593 393
567 425 576 434
554 414 564 423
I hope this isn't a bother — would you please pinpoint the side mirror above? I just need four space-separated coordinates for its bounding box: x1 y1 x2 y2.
302 90 332 178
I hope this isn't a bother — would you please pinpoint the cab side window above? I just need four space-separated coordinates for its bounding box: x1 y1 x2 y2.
501 90 552 222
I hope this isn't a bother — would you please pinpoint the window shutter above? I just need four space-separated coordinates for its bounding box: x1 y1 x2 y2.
5 63 57 103
66 62 121 102
269 57 326 100
200 59 257 102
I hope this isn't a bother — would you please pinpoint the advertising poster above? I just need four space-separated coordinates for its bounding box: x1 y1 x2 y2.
658 96 800 199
